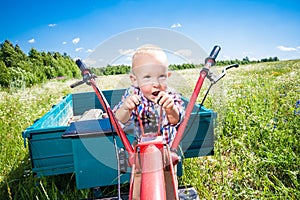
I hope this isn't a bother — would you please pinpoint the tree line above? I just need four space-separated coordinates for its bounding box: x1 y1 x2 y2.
0 39 280 88
217 56 279 66
90 56 279 76
0 40 80 88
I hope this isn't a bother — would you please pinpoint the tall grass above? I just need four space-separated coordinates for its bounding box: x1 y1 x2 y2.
179 60 300 199
0 60 299 199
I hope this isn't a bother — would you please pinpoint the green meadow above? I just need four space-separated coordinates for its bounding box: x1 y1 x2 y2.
0 60 299 199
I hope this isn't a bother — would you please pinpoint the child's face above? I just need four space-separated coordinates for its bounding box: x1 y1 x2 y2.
131 54 170 102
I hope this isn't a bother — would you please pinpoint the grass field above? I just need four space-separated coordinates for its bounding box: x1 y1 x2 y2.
0 60 299 199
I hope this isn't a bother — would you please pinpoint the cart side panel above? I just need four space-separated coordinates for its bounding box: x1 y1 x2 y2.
180 97 216 158
26 128 74 177
29 94 73 129
72 134 133 189
23 94 74 177
63 118 135 189
72 89 126 115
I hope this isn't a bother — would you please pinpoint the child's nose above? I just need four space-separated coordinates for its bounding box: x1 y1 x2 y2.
152 78 161 86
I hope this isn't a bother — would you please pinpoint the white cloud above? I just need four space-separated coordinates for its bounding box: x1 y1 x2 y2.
171 23 182 28
62 41 67 45
75 47 84 52
174 49 192 57
72 37 80 44
126 56 132 62
28 38 35 43
276 45 297 52
118 48 135 55
86 49 94 53
73 57 82 61
84 58 97 66
242 51 254 55
48 23 57 27
110 55 132 66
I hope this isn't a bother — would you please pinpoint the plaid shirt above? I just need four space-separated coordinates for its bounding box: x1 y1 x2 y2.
113 86 185 145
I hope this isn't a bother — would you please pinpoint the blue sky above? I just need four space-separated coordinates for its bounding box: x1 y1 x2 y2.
1 0 299 63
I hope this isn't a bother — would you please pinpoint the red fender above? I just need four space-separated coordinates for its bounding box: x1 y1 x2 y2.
139 142 166 200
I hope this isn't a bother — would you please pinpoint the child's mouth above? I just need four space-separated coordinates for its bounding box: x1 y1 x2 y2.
152 91 160 96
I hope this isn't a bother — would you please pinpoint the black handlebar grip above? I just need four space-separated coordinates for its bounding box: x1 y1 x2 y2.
226 63 239 70
75 59 87 72
70 80 85 88
209 45 221 60
205 45 221 66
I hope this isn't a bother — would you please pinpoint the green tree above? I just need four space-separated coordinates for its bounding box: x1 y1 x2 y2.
14 44 27 61
28 48 42 63
0 60 10 87
0 40 22 68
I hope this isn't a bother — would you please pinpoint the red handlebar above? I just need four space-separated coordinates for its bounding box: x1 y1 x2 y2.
73 60 134 156
171 45 221 151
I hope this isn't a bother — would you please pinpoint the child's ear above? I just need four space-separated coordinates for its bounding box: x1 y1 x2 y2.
130 74 138 87
168 71 172 78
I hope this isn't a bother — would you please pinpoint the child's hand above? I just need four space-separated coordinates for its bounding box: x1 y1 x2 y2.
123 94 141 111
155 91 175 111
155 91 180 124
115 94 141 124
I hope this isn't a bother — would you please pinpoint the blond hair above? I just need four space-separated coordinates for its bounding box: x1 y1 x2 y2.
132 44 168 68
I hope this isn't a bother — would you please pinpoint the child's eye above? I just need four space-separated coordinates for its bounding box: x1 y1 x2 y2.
143 75 151 81
159 75 167 79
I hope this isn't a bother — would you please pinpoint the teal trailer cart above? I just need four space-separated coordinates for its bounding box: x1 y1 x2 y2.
22 89 216 190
